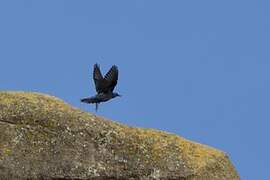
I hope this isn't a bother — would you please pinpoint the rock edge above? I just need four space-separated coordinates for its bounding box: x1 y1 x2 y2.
0 92 240 179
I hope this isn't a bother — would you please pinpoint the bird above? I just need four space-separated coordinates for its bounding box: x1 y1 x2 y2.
81 63 121 111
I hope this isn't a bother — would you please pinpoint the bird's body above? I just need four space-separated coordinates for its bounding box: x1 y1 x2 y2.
81 92 119 104
81 64 120 111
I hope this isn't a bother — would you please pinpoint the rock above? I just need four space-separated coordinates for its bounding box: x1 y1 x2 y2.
0 92 239 180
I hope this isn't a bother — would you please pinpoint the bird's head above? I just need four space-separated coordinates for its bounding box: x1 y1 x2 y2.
112 92 121 98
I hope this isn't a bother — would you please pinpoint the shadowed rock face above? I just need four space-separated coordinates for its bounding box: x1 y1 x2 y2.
0 92 240 180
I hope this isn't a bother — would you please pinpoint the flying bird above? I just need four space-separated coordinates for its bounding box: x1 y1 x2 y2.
81 64 121 111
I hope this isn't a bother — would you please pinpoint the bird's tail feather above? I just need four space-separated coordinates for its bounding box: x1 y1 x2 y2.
81 98 95 104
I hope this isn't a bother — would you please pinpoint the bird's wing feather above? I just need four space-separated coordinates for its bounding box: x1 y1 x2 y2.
93 64 104 93
104 65 118 92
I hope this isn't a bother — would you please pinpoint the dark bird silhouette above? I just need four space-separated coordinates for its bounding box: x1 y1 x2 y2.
81 64 121 111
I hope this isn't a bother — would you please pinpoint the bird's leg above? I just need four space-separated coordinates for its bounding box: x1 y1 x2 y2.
95 103 99 112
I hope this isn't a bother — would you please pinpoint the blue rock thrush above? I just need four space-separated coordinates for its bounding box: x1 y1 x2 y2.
81 64 121 111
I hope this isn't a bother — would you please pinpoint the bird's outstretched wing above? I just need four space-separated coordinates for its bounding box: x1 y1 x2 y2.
93 64 104 93
104 65 118 92
92 64 118 93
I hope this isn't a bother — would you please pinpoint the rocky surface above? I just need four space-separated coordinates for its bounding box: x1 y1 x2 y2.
0 92 240 179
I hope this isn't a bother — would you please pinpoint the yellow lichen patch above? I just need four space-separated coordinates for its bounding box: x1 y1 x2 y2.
3 148 12 156
103 121 227 174
0 144 12 156
176 140 225 172
0 92 74 128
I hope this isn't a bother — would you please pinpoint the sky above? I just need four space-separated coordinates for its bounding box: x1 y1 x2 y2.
0 0 269 179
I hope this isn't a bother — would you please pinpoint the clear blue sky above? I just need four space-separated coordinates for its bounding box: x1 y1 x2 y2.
0 1 269 179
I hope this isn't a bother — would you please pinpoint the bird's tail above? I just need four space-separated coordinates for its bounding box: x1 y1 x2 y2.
81 97 95 104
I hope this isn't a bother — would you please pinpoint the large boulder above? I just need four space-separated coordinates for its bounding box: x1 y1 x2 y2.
0 92 239 179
